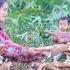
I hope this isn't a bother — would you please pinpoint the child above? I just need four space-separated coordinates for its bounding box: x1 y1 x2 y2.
45 16 70 62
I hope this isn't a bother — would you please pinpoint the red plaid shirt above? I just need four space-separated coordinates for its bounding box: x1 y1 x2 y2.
0 29 22 59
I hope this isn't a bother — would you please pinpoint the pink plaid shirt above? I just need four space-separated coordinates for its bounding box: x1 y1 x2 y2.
0 29 44 63
53 31 70 44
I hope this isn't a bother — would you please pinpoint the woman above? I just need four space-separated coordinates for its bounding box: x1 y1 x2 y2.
0 0 45 63
0 0 70 64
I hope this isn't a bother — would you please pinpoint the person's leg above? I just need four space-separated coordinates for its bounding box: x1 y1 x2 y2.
37 62 70 70
52 61 70 68
37 62 59 70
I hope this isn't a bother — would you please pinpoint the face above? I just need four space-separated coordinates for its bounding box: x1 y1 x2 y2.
59 19 68 31
0 2 8 23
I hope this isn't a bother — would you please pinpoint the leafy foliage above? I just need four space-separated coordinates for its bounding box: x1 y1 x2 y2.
6 0 70 47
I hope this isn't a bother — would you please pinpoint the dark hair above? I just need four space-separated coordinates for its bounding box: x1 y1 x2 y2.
0 0 7 8
59 16 70 24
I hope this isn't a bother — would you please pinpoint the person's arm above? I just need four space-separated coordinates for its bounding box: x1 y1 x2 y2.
53 37 66 44
1 30 69 62
44 30 66 44
34 44 69 56
1 31 62 56
44 30 57 37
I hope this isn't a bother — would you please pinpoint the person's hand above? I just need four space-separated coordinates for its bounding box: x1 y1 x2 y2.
58 44 68 52
57 37 65 43
60 43 70 55
51 44 67 56
63 52 70 56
